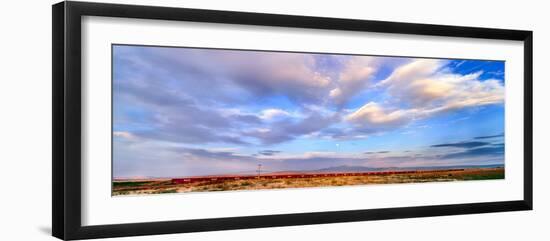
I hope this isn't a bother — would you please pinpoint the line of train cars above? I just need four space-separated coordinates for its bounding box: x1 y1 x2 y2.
171 168 464 184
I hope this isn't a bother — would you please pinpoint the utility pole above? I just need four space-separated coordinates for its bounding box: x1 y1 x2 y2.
257 164 262 178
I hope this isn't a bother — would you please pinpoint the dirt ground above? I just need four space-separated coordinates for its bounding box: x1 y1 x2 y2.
112 167 504 196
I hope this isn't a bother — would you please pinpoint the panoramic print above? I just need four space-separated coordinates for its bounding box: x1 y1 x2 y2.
112 45 505 196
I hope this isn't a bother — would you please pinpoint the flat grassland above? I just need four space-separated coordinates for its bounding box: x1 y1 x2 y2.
112 167 504 196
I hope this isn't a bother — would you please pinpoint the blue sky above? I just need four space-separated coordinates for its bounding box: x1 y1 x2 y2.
112 45 505 178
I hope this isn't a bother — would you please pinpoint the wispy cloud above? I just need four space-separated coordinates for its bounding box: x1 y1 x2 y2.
342 59 504 135
258 150 281 156
440 146 504 159
259 108 291 120
430 141 489 148
345 102 413 130
330 56 377 105
473 133 504 139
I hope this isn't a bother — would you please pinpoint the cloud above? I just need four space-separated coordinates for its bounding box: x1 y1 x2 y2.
428 137 504 161
474 133 504 139
183 49 332 104
430 141 489 148
226 52 332 103
259 108 291 120
258 150 281 156
344 59 504 134
175 147 243 160
231 114 263 124
440 146 504 159
314 127 368 140
113 46 350 145
330 56 377 105
380 59 504 110
245 113 340 145
114 46 334 105
344 102 413 130
119 47 508 145
114 135 505 178
114 77 256 145
113 131 136 140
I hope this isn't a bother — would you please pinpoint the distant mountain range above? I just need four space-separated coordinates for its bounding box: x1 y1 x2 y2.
313 164 503 173
315 165 393 172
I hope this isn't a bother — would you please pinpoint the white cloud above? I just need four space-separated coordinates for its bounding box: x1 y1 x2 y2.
113 131 136 140
346 59 504 131
216 51 333 103
381 59 504 110
259 108 291 120
345 102 413 128
330 56 377 105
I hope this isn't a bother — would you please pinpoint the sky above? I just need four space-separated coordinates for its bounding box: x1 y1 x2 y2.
112 45 505 179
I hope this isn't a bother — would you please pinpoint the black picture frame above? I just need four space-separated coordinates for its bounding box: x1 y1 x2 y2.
52 1 533 240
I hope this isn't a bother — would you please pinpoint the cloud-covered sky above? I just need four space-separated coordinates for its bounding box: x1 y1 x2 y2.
112 45 505 178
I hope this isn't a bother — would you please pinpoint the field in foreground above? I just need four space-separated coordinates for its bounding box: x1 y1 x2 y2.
112 167 504 196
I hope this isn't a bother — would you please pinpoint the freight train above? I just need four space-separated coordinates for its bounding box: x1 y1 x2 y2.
171 169 464 184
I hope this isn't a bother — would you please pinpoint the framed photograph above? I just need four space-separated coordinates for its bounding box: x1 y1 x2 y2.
52 1 533 240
